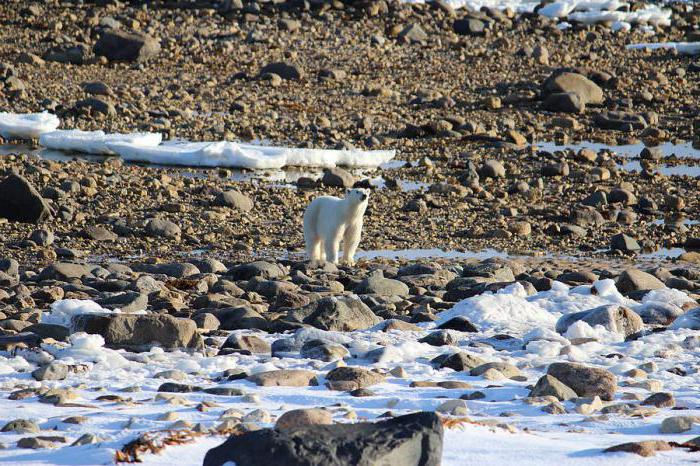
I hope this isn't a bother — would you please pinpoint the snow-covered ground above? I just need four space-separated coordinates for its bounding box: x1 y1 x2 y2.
1 279 700 465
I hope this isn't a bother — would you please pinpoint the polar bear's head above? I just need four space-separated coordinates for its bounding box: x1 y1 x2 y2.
346 188 370 204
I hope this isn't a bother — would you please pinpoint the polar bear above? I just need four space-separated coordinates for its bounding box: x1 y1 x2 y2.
303 188 369 265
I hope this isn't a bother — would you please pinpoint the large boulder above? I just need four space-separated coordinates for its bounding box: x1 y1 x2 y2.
203 411 443 466
72 314 200 351
616 269 665 294
93 30 161 62
37 262 93 281
547 362 617 401
555 304 644 337
213 190 253 211
287 296 381 331
542 71 604 105
355 271 410 297
0 174 51 223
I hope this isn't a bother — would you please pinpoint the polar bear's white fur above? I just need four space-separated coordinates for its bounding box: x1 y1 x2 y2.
303 188 369 265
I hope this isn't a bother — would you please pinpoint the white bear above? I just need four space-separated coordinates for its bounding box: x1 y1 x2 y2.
303 188 369 265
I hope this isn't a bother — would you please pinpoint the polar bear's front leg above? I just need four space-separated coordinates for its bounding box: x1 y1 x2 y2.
342 222 362 266
324 233 342 264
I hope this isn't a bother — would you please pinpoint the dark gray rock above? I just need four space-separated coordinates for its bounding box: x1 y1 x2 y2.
453 18 485 36
555 304 643 337
547 362 617 401
72 314 200 351
213 190 253 211
145 218 181 239
93 30 161 62
260 62 303 80
287 296 381 331
203 411 443 466
610 233 641 252
0 174 51 223
321 168 355 188
228 261 286 280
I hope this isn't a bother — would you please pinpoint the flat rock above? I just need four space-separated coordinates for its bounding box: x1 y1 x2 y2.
203 411 442 466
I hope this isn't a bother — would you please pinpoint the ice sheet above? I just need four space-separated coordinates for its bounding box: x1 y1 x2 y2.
39 130 163 155
107 140 397 169
626 42 700 56
538 1 672 27
0 112 60 139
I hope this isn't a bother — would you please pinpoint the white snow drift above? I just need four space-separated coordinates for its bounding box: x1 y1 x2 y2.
39 129 163 155
0 112 59 139
107 140 397 169
626 41 700 56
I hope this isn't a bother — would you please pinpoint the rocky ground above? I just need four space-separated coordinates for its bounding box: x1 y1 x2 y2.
1 0 700 464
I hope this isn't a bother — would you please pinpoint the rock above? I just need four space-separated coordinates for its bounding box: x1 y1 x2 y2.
542 162 569 177
436 399 468 416
555 304 643 338
72 314 200 351
71 433 103 446
470 362 520 378
203 411 442 466
670 308 700 330
0 174 51 223
29 228 54 246
287 296 381 332
419 330 457 346
1 419 39 434
247 370 318 387
610 234 641 252
529 375 577 401
321 168 355 188
93 30 161 62
83 226 118 241
43 44 90 65
17 437 56 449
145 218 181 239
437 316 478 332
75 98 116 117
355 271 410 296
398 24 429 44
616 269 665 294
542 92 585 114
437 352 487 371
214 190 254 211
158 383 202 393
300 339 349 361
660 416 695 434
228 261 286 280
193 313 220 330
275 408 332 431
478 160 506 178
594 112 648 131
604 440 672 457
134 262 199 278
325 367 385 391
260 62 303 80
37 262 92 281
98 292 147 313
547 362 617 401
638 302 685 326
642 392 675 408
32 362 68 381
542 71 604 105
453 18 485 36
608 188 637 206
222 334 271 354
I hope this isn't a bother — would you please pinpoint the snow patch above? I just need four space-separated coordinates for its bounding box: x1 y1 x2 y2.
437 282 558 335
41 299 118 329
107 140 396 169
0 112 60 139
39 129 162 155
627 42 700 55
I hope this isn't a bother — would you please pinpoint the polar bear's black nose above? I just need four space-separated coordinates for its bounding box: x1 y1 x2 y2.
361 194 367 201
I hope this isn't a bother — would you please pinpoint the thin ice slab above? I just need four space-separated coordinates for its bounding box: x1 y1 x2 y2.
0 112 60 139
39 130 163 155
